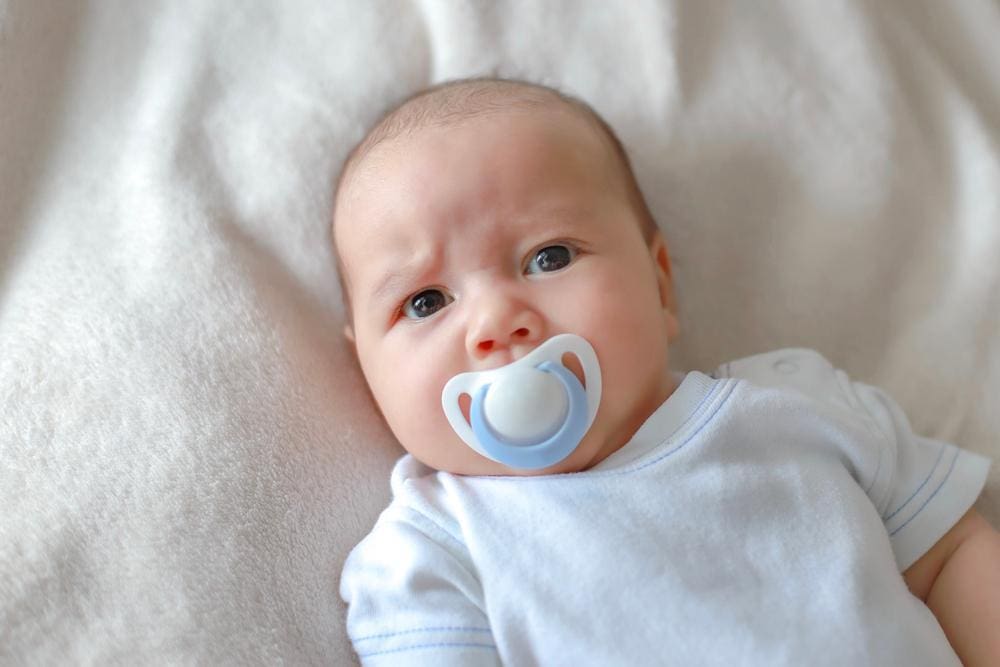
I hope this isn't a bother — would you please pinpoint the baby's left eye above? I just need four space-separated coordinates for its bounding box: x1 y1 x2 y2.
525 244 576 275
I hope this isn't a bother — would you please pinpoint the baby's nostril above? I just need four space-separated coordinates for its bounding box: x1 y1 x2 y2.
478 340 494 352
514 328 529 338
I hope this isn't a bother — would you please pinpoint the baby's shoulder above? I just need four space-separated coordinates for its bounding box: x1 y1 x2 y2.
384 455 469 539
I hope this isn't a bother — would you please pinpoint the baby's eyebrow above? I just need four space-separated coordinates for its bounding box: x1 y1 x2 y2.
370 271 411 306
369 255 437 307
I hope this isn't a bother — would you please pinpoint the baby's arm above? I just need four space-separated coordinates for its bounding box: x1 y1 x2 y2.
903 508 1000 666
340 507 500 666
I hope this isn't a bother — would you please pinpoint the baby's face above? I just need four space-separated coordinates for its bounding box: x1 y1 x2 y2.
335 109 679 475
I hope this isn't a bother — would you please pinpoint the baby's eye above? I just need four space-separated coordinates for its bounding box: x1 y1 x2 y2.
525 244 576 275
402 288 453 320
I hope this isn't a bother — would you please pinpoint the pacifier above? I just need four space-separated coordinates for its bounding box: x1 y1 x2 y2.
441 334 602 470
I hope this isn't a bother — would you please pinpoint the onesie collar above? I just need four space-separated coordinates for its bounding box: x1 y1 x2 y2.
591 370 719 472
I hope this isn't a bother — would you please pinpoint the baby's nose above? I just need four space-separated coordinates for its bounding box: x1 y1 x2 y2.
466 301 544 360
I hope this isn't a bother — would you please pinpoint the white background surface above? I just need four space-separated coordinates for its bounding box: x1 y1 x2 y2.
2 0 998 663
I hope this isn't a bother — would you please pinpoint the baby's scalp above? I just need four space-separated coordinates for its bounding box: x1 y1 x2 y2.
331 77 659 326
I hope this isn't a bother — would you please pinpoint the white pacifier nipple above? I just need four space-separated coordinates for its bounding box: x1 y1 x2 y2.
483 366 568 445
441 334 602 470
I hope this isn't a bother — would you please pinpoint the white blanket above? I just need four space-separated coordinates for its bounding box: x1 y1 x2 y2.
2 0 998 663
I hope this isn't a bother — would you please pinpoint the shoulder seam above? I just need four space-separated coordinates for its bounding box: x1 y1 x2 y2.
832 371 892 503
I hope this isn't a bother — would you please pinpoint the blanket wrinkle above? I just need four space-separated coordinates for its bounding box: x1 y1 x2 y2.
1 1 998 664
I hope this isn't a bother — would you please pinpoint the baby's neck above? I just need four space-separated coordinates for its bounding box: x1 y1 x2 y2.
583 370 679 471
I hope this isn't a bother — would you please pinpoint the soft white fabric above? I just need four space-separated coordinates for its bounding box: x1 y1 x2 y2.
341 349 990 666
3 0 1000 663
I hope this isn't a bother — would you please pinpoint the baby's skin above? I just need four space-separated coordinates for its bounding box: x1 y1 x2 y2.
334 100 678 477
333 80 1000 664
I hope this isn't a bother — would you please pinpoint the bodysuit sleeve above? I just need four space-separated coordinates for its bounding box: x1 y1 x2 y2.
718 348 992 572
837 375 991 570
339 504 500 667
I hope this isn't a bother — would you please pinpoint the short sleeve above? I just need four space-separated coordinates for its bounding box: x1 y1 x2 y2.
840 378 991 571
719 348 992 571
339 506 500 666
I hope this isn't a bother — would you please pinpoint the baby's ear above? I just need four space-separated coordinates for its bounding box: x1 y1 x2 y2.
649 232 680 341
648 232 674 306
343 324 356 344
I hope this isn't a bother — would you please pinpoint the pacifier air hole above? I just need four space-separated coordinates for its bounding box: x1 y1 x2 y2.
561 352 586 388
458 393 472 422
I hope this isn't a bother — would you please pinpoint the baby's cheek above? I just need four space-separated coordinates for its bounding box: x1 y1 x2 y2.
587 272 667 374
576 271 650 332
392 366 455 453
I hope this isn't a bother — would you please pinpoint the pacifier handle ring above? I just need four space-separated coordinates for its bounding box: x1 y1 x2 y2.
442 378 479 455
553 334 601 419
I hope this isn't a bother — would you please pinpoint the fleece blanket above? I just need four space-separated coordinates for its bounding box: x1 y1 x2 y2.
1 0 998 663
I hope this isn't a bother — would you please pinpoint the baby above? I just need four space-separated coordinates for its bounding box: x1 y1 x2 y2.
335 78 998 665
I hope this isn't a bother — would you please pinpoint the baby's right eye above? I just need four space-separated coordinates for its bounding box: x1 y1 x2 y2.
402 288 454 320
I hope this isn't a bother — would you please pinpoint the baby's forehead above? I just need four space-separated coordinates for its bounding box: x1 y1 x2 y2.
341 110 617 223
361 85 619 174
340 112 621 229
336 111 620 269
333 85 654 298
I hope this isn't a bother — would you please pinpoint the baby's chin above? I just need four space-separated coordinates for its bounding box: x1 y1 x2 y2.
409 427 621 478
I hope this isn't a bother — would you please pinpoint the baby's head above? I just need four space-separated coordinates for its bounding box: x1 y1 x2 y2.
333 78 680 476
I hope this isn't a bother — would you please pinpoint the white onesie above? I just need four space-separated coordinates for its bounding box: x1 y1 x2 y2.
340 348 991 666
